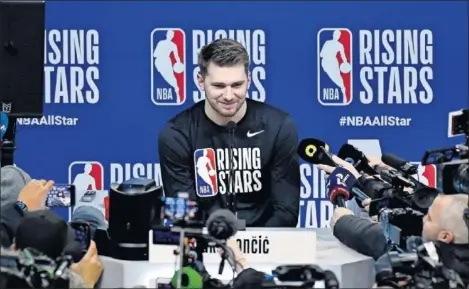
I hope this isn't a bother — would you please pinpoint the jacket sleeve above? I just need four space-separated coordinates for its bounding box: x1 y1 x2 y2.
333 214 387 260
158 123 195 199
0 202 24 247
264 116 300 227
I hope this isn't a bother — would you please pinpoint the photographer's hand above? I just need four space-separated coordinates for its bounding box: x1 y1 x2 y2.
317 155 361 179
219 239 248 273
71 241 103 288
17 179 54 210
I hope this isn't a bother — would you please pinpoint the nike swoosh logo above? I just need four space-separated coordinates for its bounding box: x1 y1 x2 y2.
247 130 265 137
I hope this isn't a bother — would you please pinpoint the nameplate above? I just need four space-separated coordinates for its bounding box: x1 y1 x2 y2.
148 229 316 265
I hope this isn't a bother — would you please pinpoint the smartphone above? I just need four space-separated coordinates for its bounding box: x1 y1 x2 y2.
46 184 75 207
69 221 91 251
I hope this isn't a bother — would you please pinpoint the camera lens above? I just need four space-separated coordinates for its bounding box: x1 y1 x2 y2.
453 164 468 194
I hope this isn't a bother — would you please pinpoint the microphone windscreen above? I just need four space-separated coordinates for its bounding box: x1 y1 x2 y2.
326 167 355 205
206 209 238 240
297 138 333 165
381 153 407 169
338 144 363 166
226 121 237 131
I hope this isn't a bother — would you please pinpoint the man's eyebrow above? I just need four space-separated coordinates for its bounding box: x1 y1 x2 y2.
211 80 245 85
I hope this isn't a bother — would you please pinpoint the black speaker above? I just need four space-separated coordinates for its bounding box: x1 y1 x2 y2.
0 0 45 117
108 178 164 245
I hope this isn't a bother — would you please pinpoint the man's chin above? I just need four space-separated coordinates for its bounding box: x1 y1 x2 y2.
216 108 238 118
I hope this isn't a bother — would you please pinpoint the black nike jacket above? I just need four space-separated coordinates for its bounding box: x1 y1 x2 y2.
158 99 300 227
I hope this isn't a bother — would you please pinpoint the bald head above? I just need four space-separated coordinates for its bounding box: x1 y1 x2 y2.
438 194 468 244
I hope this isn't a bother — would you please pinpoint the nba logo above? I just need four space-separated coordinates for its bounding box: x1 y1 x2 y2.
68 161 104 192
317 28 353 106
194 148 218 197
414 164 437 188
151 28 186 106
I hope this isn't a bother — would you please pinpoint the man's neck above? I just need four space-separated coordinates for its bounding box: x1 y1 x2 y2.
204 100 247 126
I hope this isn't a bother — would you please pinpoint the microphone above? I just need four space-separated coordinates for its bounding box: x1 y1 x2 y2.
206 209 238 240
337 144 377 175
381 153 418 175
226 121 237 214
206 209 238 275
325 167 355 207
297 138 335 166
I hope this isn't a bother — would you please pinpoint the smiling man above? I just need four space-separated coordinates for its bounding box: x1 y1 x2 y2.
158 39 300 227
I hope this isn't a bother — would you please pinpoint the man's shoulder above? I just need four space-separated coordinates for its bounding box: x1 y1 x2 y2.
160 102 203 136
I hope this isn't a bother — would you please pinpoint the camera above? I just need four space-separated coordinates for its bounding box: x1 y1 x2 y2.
375 242 466 289
421 108 468 195
0 247 74 289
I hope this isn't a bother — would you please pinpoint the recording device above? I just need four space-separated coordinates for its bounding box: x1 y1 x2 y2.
367 154 438 217
269 264 339 289
154 194 238 289
337 144 377 175
69 221 91 252
206 209 238 275
421 108 469 195
375 242 466 289
297 138 335 166
325 167 356 207
46 184 75 207
0 247 74 289
94 178 164 260
378 207 424 251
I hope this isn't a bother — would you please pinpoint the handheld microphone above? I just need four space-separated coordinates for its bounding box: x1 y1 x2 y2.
337 144 377 175
206 209 238 275
297 138 335 166
381 153 418 175
325 167 356 207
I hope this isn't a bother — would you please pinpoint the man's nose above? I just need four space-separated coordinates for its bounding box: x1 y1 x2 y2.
223 87 235 101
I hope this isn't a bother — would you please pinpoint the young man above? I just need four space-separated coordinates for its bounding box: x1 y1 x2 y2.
158 39 300 227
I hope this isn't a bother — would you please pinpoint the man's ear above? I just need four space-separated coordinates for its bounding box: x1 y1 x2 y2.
437 230 454 244
247 71 251 90
197 73 205 91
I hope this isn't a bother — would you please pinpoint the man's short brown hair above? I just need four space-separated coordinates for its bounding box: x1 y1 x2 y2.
198 39 250 77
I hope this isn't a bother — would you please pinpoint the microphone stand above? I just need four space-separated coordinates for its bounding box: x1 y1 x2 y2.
227 124 246 230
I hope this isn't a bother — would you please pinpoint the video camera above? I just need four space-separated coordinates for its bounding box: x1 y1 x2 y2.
375 242 466 289
421 108 468 195
0 247 74 289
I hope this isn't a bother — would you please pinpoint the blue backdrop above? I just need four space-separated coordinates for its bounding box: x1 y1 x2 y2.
10 1 468 227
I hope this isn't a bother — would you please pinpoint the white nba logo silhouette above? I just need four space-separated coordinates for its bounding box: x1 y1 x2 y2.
152 29 184 102
196 149 216 193
72 162 97 191
319 29 351 100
